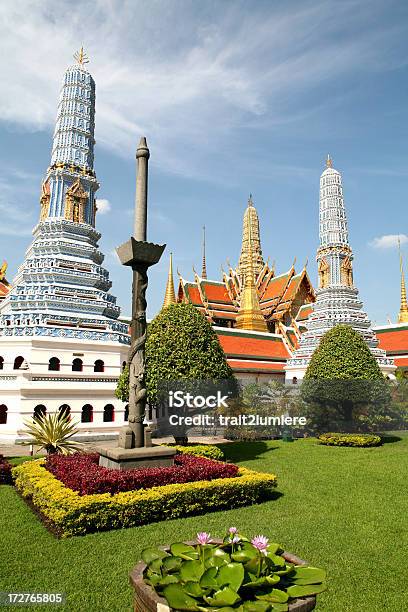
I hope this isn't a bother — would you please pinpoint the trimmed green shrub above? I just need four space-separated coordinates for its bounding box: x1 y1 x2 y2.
162 444 225 461
318 433 382 447
12 459 277 537
302 325 390 430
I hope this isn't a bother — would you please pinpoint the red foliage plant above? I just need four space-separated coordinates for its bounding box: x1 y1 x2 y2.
0 454 13 485
45 452 239 496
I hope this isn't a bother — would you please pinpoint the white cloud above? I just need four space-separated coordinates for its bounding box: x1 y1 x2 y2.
0 1 405 180
369 234 408 249
96 198 111 215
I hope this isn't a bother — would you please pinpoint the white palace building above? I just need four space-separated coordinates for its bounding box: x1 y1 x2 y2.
0 50 130 442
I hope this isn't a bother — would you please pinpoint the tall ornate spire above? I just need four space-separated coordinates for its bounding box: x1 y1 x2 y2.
163 253 176 308
286 156 395 380
201 226 207 279
238 194 264 281
398 239 408 323
236 212 267 332
40 47 99 226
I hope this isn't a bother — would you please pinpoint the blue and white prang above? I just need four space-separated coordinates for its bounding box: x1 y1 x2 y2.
0 49 129 345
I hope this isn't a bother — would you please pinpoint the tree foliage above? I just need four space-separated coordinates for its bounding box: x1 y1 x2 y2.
301 325 390 431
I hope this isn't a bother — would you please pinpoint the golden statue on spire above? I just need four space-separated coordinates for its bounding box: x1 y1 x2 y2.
74 47 89 66
326 154 333 168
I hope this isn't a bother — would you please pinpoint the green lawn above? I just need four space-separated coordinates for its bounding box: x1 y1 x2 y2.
1 435 407 612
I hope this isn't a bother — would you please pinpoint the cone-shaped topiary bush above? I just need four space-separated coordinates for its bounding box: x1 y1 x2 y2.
301 325 390 431
116 303 237 442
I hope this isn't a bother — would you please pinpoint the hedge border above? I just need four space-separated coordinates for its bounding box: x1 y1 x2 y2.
12 460 277 538
318 433 382 447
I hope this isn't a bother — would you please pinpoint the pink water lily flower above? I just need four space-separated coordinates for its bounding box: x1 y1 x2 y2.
197 532 212 545
251 535 269 555
228 526 238 534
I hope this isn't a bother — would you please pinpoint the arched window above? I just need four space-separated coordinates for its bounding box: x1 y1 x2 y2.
81 404 93 423
48 357 60 372
103 404 114 422
72 358 83 372
13 356 25 370
33 405 46 420
0 357 4 370
124 404 129 422
58 404 70 419
0 404 7 425
94 359 104 373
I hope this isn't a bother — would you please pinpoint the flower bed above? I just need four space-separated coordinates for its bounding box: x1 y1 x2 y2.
0 455 13 485
13 460 277 537
45 452 237 495
318 433 382 447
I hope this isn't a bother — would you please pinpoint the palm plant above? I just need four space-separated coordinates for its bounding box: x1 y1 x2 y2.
22 411 83 455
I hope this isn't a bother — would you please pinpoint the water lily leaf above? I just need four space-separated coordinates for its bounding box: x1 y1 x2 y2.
289 567 326 585
286 583 327 598
162 555 183 573
200 567 219 589
265 543 281 555
141 547 168 565
206 548 231 568
158 574 180 587
180 560 205 582
149 558 164 573
270 604 288 611
163 583 200 611
275 565 294 576
268 555 285 568
232 550 254 563
204 586 241 606
265 575 280 585
217 562 245 591
244 558 260 575
170 542 199 560
242 576 270 588
184 581 204 598
256 588 288 603
243 601 272 611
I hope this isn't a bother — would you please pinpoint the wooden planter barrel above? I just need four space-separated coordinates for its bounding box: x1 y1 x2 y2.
130 543 316 612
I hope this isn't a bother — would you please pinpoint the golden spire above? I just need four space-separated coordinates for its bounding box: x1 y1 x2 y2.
236 211 268 332
201 226 207 279
163 253 176 308
0 261 7 282
238 194 264 280
326 154 333 168
398 238 408 323
74 47 89 66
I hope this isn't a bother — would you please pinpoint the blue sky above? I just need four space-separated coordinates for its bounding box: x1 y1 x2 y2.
0 0 407 323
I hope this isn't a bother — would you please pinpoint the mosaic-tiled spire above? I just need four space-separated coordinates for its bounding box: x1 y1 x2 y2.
0 51 129 345
398 239 408 323
286 157 394 377
39 47 99 226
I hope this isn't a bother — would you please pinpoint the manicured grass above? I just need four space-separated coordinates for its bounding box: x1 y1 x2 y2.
1 434 407 611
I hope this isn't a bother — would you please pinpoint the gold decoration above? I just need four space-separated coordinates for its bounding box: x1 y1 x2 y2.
398 239 408 323
74 47 89 66
201 226 207 279
64 178 87 223
39 181 50 221
326 154 333 168
341 256 353 287
318 258 330 288
236 211 268 332
0 261 7 282
238 194 264 281
163 253 176 308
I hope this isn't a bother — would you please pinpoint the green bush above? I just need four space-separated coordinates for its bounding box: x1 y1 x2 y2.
12 459 277 537
302 325 390 430
162 444 225 461
318 433 382 447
